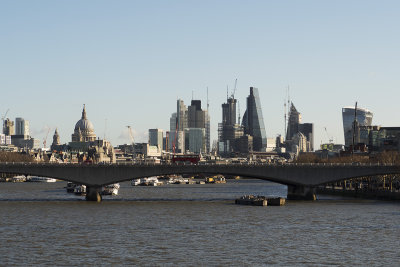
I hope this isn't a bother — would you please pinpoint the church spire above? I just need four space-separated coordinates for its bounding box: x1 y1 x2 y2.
82 104 87 119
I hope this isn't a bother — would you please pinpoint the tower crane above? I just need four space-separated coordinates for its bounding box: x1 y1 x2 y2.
231 78 237 99
324 127 333 143
127 126 134 146
43 126 50 149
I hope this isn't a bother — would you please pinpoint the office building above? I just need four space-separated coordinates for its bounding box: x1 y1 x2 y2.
15 117 29 136
342 106 373 148
242 87 267 152
149 129 163 149
3 118 14 136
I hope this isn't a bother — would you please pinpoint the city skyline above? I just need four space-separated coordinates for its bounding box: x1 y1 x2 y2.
1 1 399 147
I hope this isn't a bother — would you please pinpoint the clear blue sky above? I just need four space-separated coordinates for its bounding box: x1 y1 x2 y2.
1 0 399 147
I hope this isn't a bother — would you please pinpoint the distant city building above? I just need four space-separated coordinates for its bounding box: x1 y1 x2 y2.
15 117 29 136
242 87 267 152
218 95 244 155
0 134 12 145
285 102 314 153
286 103 301 141
149 129 163 149
186 128 206 154
170 99 210 154
50 128 62 151
342 106 373 148
3 118 14 136
71 105 97 142
69 105 115 163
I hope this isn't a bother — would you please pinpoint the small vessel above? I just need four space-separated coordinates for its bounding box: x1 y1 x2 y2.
27 176 57 183
214 175 226 184
74 184 86 195
11 175 26 182
235 195 286 206
132 177 162 186
235 195 268 206
65 182 77 193
102 183 120 195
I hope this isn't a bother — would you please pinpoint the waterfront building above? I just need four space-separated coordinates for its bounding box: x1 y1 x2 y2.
342 106 373 148
15 117 29 136
149 129 163 149
3 118 14 136
242 87 267 152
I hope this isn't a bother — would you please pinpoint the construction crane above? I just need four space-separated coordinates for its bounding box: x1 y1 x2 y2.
231 78 237 99
1 108 10 133
126 126 134 145
43 126 50 149
324 127 334 143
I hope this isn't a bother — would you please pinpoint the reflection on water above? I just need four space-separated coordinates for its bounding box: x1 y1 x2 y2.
0 180 399 266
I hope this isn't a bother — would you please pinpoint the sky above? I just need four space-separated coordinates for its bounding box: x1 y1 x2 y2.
1 0 399 148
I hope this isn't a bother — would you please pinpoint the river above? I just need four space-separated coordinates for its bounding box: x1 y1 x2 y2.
0 179 399 266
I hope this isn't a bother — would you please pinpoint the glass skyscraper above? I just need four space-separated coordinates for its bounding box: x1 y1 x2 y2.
242 87 267 151
342 106 373 147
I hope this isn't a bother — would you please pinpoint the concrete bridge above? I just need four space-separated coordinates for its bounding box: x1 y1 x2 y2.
1 162 400 201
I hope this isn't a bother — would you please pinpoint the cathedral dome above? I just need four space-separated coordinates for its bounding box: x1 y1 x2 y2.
71 105 96 142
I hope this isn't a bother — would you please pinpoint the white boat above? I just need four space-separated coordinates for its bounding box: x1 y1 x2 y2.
27 176 57 182
11 175 26 182
74 184 86 195
102 183 120 195
131 177 161 186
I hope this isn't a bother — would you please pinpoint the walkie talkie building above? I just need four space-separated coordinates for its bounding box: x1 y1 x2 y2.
342 106 373 147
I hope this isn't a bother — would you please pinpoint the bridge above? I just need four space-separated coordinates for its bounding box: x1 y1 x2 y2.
1 162 400 201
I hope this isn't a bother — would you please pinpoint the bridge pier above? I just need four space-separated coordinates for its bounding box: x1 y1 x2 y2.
85 186 102 202
287 185 316 201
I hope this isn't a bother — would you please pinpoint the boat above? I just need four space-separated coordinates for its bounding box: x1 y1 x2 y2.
27 176 57 182
235 195 286 206
102 183 120 195
132 177 162 186
65 182 77 193
235 195 268 206
11 175 26 182
214 175 226 184
74 184 86 195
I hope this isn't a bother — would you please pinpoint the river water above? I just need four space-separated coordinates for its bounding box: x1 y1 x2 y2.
0 179 399 266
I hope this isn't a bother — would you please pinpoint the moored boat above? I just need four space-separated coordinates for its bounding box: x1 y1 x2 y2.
74 184 86 195
102 183 120 195
27 176 57 183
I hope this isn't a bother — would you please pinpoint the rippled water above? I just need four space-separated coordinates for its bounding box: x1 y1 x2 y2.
0 180 399 266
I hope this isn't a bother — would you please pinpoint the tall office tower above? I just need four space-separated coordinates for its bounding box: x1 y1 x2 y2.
177 99 187 131
286 103 301 141
298 123 314 151
218 96 243 154
3 118 15 135
187 100 209 153
242 87 267 151
15 117 30 136
149 129 163 148
342 106 373 147
170 113 177 132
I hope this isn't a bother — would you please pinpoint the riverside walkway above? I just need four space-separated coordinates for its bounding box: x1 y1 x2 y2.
1 162 399 201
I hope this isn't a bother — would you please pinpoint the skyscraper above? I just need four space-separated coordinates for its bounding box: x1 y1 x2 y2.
15 117 29 136
286 103 301 141
218 96 243 154
149 129 163 148
342 106 373 147
242 87 267 152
